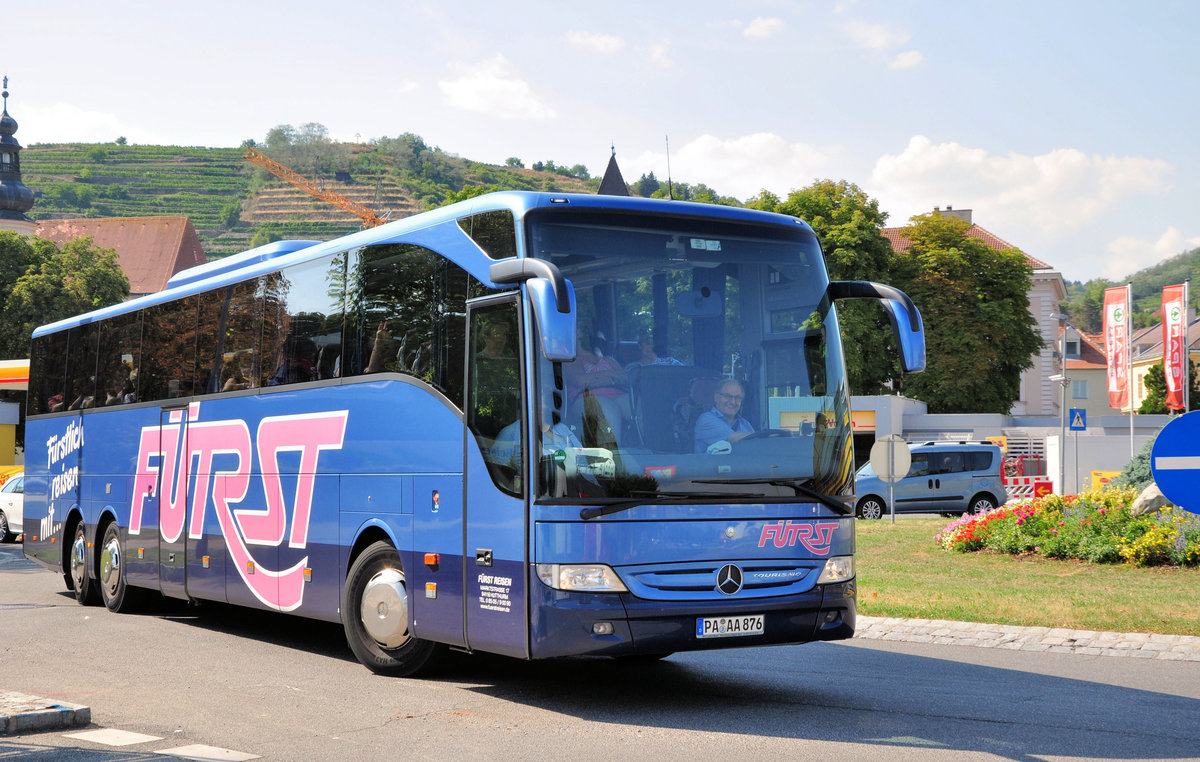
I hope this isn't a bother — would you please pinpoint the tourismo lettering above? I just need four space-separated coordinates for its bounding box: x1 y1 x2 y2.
129 402 349 611
757 520 839 555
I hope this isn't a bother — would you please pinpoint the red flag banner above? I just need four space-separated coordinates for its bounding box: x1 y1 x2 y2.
1163 284 1187 410
1103 287 1129 410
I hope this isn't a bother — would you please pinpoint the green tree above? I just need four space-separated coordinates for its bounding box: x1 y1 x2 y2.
505 157 524 168
768 180 901 394
1064 278 1114 333
894 213 1043 413
249 229 280 249
634 172 662 198
0 237 130 357
1138 360 1200 414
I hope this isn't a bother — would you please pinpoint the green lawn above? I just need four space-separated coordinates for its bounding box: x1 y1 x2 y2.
856 517 1200 635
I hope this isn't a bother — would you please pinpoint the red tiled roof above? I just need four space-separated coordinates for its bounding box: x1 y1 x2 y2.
35 216 206 295
883 224 1051 270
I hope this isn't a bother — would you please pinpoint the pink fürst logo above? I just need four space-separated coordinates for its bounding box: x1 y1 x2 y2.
129 402 349 611
757 520 839 555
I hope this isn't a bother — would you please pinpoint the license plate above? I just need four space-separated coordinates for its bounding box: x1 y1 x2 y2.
696 614 765 639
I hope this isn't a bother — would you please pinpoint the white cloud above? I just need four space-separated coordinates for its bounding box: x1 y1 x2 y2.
868 135 1175 279
17 102 165 145
843 20 909 50
1105 228 1200 280
870 135 1171 230
438 55 556 120
566 30 626 54
633 133 834 200
888 50 924 69
650 38 675 68
744 17 785 39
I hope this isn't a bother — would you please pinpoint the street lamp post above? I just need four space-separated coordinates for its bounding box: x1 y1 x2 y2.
1049 312 1069 494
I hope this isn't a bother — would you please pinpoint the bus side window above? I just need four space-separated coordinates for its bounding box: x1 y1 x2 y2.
468 303 522 496
141 296 198 401
97 311 141 406
65 324 99 410
197 280 263 394
345 244 476 408
29 331 68 415
259 255 345 388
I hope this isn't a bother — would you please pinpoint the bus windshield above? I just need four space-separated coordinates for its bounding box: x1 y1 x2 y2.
526 210 853 505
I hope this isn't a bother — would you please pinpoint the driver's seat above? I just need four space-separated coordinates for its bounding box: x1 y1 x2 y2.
671 377 720 453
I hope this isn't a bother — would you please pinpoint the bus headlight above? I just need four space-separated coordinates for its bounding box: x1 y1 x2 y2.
817 556 855 584
536 563 628 592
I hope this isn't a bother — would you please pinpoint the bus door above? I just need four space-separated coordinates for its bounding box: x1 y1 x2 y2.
157 404 191 600
460 296 529 658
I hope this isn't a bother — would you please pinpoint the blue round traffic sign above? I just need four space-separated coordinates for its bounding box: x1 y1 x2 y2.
1150 412 1200 515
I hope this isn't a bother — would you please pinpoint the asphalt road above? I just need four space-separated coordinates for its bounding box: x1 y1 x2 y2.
2 541 1198 761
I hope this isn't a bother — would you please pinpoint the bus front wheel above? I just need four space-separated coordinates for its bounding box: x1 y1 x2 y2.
342 541 442 677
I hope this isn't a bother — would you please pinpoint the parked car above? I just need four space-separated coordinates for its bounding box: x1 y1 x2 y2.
0 472 25 542
854 442 1007 519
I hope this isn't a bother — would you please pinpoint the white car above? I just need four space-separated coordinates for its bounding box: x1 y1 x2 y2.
0 473 24 542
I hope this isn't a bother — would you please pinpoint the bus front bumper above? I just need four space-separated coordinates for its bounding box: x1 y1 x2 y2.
528 576 856 659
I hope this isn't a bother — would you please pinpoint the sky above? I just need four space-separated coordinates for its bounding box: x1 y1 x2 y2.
4 0 1198 283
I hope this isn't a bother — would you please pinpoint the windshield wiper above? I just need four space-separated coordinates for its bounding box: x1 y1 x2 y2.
692 477 850 514
579 490 764 521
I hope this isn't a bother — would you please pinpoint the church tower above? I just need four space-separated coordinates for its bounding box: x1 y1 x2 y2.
0 77 37 235
596 145 630 197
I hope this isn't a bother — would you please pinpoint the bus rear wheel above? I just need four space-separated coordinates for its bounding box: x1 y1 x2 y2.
69 522 101 606
342 541 442 677
99 521 144 613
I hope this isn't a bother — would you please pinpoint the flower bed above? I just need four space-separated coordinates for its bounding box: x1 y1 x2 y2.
935 486 1200 567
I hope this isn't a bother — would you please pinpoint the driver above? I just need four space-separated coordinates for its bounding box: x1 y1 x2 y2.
694 378 754 453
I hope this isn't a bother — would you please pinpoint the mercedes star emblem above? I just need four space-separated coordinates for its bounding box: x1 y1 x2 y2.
716 564 743 595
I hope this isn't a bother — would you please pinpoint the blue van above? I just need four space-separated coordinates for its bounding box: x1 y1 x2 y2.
854 441 1007 519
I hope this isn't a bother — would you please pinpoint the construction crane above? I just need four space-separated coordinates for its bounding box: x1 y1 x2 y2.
243 146 389 229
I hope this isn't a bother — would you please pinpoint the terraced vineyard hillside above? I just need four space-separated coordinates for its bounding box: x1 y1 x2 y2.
21 140 601 259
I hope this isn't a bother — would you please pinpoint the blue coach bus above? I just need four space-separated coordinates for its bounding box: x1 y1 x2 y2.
23 191 924 675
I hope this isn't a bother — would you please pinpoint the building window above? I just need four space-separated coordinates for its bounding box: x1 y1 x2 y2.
1064 339 1079 358
1071 379 1088 399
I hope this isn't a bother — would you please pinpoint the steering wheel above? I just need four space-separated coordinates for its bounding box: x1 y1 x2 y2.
740 428 792 441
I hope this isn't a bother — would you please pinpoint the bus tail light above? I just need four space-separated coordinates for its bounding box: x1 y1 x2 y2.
817 556 854 584
536 563 627 593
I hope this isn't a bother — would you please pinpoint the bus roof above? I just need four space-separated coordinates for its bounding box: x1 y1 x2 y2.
33 191 816 337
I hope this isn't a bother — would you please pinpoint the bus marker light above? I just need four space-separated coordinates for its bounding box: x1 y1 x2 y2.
137 548 144 559
424 553 440 567
304 568 312 582
247 561 256 575
202 556 210 568
592 622 614 635
425 582 437 599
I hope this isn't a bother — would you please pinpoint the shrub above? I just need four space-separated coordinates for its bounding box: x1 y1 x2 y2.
936 486 1200 567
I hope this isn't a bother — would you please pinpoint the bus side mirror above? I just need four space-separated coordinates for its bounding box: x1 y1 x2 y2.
828 280 926 374
528 278 576 361
489 258 577 362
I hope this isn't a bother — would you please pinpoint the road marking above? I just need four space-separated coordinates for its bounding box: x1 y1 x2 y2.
1154 456 1200 470
159 744 260 761
65 728 163 746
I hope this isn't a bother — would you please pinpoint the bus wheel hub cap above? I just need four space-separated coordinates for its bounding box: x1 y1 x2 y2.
361 568 409 648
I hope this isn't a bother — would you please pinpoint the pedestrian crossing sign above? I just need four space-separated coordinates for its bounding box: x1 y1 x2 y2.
1069 408 1086 431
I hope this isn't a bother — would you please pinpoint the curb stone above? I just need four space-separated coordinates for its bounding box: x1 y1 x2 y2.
0 691 90 735
855 616 1200 661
